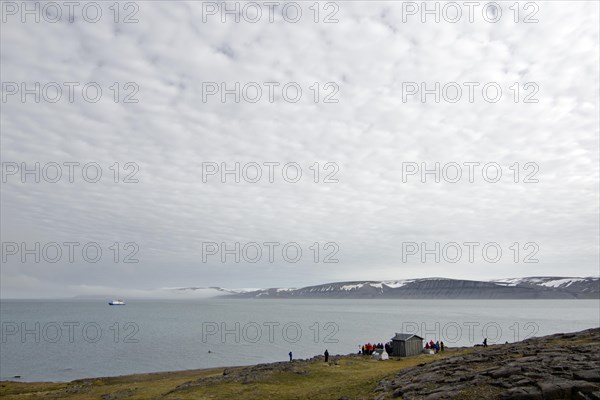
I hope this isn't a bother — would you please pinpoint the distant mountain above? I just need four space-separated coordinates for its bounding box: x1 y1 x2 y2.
72 286 257 300
220 277 600 299
166 286 257 296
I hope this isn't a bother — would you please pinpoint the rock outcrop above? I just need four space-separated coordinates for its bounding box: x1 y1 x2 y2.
373 328 600 399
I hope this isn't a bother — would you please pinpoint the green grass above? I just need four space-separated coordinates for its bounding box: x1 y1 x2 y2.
0 351 466 400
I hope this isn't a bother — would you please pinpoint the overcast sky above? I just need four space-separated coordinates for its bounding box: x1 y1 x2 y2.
1 1 598 298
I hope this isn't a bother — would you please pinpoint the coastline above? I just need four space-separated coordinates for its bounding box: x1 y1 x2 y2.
2 328 599 399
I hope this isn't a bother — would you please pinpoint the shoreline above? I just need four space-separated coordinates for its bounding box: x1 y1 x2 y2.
0 350 463 384
3 326 598 384
1 351 462 399
2 328 599 399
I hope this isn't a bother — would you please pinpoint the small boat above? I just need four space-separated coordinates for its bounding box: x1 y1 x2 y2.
108 300 126 306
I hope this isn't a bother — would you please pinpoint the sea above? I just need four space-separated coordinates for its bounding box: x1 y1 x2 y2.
1 299 599 382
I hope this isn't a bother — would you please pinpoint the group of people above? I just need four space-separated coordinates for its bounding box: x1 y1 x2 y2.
360 342 385 355
360 340 448 355
425 340 445 352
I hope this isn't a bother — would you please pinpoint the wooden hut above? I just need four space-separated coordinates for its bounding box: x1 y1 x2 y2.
390 333 423 357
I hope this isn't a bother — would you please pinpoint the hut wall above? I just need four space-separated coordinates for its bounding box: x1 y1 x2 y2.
405 338 422 356
392 338 423 357
392 341 406 356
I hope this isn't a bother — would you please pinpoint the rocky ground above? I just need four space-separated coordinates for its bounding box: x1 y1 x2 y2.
373 328 600 400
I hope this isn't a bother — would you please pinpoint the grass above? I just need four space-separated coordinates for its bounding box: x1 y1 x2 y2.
0 350 466 400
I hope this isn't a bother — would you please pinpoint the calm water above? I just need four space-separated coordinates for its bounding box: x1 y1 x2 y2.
1 299 599 382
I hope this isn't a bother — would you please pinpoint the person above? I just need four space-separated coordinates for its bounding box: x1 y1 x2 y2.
324 349 329 362
441 341 445 351
434 341 439 353
429 340 435 349
483 338 488 348
289 351 293 362
425 342 430 349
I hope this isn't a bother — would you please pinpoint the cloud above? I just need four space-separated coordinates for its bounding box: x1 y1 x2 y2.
1 1 598 298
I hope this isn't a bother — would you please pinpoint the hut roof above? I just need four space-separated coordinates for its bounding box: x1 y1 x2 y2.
390 333 424 341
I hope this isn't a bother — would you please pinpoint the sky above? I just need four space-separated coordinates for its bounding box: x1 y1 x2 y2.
1 1 599 298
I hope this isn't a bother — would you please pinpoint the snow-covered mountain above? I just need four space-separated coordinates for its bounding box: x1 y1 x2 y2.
493 277 595 289
222 277 599 299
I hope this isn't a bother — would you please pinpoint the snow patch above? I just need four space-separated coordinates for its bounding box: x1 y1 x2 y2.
383 280 415 288
493 278 523 287
540 278 585 288
340 284 365 291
